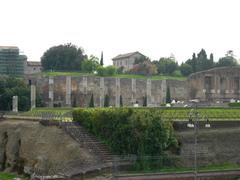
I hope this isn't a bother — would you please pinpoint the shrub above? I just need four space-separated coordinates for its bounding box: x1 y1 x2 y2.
229 102 240 107
96 66 117 76
73 108 178 156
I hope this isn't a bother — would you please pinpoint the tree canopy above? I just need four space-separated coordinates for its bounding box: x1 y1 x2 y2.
0 77 42 111
153 57 178 75
41 43 87 71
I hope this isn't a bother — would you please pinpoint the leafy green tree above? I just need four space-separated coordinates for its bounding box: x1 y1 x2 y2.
89 94 94 107
155 57 178 75
166 86 171 104
180 63 193 76
216 56 238 67
117 66 124 74
0 77 42 111
120 95 123 107
97 66 117 76
81 55 99 73
41 43 87 71
100 51 104 66
104 94 110 107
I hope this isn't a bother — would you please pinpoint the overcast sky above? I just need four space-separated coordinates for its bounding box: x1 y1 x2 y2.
0 0 239 65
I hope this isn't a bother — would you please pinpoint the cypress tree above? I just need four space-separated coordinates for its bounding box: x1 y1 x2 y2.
166 86 171 104
100 51 104 66
104 94 110 107
89 94 94 107
120 95 123 107
192 53 197 73
143 96 147 107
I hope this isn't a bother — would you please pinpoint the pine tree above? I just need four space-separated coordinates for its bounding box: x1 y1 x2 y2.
104 94 110 107
100 51 104 66
89 94 94 107
120 95 123 107
166 86 171 104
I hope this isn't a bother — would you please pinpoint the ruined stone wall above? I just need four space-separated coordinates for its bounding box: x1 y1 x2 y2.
28 76 187 107
188 67 240 102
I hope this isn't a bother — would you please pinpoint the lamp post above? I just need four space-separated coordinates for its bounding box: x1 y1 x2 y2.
187 104 210 180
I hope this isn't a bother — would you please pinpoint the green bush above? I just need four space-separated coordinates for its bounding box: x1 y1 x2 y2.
96 65 116 76
73 108 178 156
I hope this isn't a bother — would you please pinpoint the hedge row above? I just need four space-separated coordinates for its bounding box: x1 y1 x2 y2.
73 108 178 156
229 102 240 107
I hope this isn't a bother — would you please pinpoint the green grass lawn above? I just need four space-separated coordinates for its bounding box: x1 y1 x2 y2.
0 172 25 180
17 107 240 121
159 108 240 120
41 71 186 81
124 162 240 175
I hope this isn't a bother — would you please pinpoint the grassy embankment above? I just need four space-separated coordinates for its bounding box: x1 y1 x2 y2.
40 71 186 81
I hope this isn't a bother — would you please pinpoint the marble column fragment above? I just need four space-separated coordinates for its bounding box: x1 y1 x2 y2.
31 85 36 109
12 96 18 112
48 77 54 107
66 76 72 107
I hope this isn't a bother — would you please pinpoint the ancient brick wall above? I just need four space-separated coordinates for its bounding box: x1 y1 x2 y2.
28 76 187 107
188 67 240 102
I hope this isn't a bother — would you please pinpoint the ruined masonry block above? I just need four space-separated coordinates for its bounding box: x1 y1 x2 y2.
161 80 167 104
146 79 152 106
31 85 36 109
115 78 120 107
99 77 105 107
12 96 18 112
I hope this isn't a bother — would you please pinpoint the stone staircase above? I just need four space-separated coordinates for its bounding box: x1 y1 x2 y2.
60 122 117 163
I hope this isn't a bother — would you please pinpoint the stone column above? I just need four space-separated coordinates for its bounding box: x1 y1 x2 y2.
66 76 71 107
31 85 36 110
12 96 18 112
99 77 105 107
161 80 167 104
115 78 120 107
146 79 152 106
131 79 136 104
49 77 54 107
225 77 230 94
83 76 88 94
